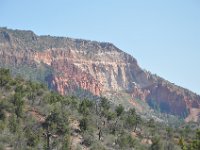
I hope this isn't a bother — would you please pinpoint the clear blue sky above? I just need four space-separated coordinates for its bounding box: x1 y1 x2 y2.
1 0 200 94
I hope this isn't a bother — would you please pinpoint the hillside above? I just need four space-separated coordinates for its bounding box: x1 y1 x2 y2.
0 27 200 121
0 68 200 150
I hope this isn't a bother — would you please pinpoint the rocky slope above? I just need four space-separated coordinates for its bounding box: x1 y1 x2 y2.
0 27 199 120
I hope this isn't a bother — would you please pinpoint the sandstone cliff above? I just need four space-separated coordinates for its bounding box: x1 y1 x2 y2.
0 27 199 120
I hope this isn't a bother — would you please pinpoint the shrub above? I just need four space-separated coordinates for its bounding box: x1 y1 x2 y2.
91 141 106 150
82 131 94 147
79 117 88 132
117 133 135 149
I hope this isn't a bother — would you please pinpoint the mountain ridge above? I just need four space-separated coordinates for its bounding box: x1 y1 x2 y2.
0 27 199 121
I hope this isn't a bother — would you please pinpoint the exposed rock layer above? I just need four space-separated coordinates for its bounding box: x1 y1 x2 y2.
0 27 199 119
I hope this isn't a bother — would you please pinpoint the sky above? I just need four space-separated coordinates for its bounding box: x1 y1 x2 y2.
0 0 200 94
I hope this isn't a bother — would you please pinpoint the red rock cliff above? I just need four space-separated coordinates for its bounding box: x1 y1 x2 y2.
0 28 199 119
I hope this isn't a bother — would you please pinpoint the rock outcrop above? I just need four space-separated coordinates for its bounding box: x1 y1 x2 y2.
0 27 199 120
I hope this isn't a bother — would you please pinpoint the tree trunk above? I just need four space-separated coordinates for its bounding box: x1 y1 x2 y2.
98 128 102 140
46 126 51 150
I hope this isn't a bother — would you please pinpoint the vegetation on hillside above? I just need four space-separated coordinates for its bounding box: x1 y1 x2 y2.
0 68 199 150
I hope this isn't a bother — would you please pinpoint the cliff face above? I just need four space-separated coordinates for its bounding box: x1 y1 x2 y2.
0 27 199 120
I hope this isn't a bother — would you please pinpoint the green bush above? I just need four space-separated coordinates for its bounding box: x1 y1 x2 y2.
149 136 164 150
91 141 106 150
8 114 19 133
25 129 40 147
79 117 89 132
82 131 94 147
117 133 135 149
